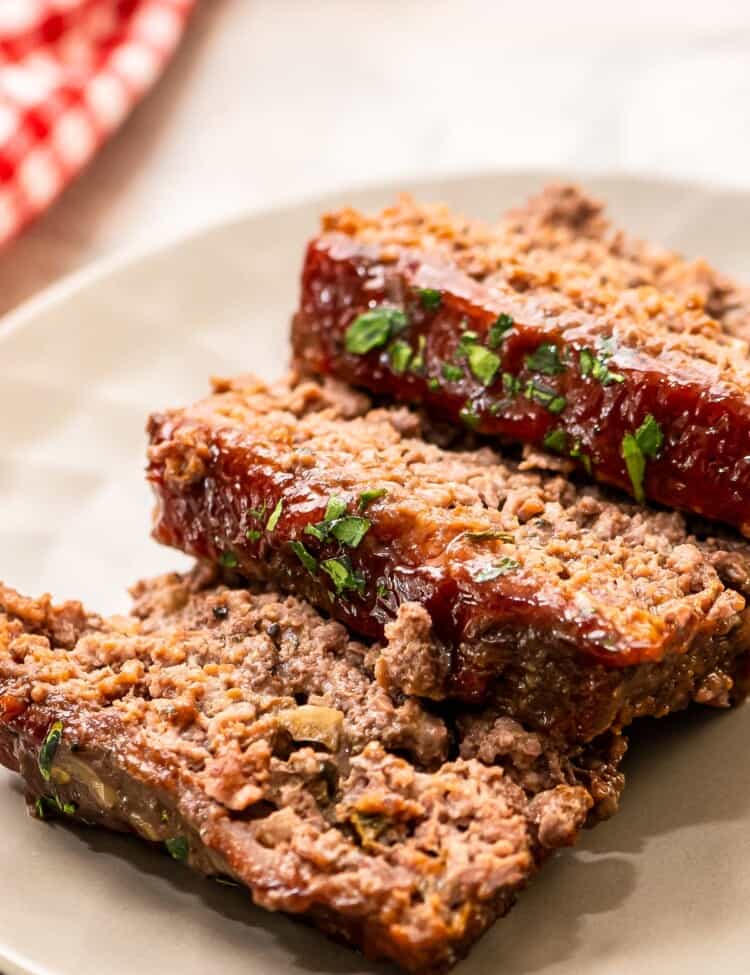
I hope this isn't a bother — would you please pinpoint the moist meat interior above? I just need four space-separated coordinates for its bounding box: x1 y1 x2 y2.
0 567 617 972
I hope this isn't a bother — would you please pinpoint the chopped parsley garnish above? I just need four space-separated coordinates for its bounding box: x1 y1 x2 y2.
442 362 464 382
304 496 371 548
345 307 408 355
39 721 63 782
428 377 441 391
219 550 238 569
579 346 624 386
525 343 565 375
410 335 426 374
459 403 481 429
359 487 387 510
249 503 266 521
548 396 566 414
289 540 318 575
418 288 442 310
634 413 663 457
579 348 595 377
456 330 480 356
246 529 262 542
488 313 514 349
570 441 592 473
466 345 501 386
543 429 568 453
471 557 520 582
331 516 371 548
524 379 566 414
389 339 412 374
165 837 189 862
621 414 663 503
502 372 521 396
321 556 365 596
35 795 76 819
266 498 283 531
464 529 515 543
376 580 389 600
324 496 347 522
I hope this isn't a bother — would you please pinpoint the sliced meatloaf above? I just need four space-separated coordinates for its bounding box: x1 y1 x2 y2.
501 183 750 343
0 567 603 973
291 191 750 533
146 376 750 745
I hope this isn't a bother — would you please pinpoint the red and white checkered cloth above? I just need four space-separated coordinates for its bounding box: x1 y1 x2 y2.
0 0 195 245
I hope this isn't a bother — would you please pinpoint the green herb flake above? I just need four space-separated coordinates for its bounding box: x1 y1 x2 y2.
525 343 565 376
466 345 501 387
249 503 267 521
359 488 387 510
502 372 521 396
266 498 283 531
304 522 327 542
543 429 568 453
441 362 464 382
471 557 521 582
39 720 63 782
459 404 481 429
621 414 663 503
389 339 413 374
410 335 427 374
579 346 624 386
35 795 76 819
331 516 371 548
428 377 441 391
165 837 189 862
592 358 624 386
321 557 365 596
289 540 318 575
635 414 663 457
376 581 388 600
457 330 480 356
246 529 262 542
464 529 515 543
488 313 514 349
621 433 646 503
524 379 566 414
579 348 595 378
219 550 238 569
418 288 442 310
324 496 347 522
345 307 408 355
570 441 593 474
547 395 567 415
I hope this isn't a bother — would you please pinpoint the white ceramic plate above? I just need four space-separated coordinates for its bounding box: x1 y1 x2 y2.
3 171 750 975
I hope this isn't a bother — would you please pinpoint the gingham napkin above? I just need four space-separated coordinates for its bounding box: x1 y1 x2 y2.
0 0 195 245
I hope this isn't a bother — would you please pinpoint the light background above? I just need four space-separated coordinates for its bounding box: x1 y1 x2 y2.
1 0 750 316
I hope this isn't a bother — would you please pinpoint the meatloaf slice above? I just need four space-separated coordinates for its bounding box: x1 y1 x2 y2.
0 567 600 974
146 375 750 745
291 192 750 533
502 183 750 343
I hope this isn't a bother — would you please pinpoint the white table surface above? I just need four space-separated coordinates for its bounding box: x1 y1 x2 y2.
2 0 750 317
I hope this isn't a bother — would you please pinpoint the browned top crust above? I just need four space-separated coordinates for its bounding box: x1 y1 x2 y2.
325 185 750 351
503 184 750 343
148 375 750 669
0 570 594 972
